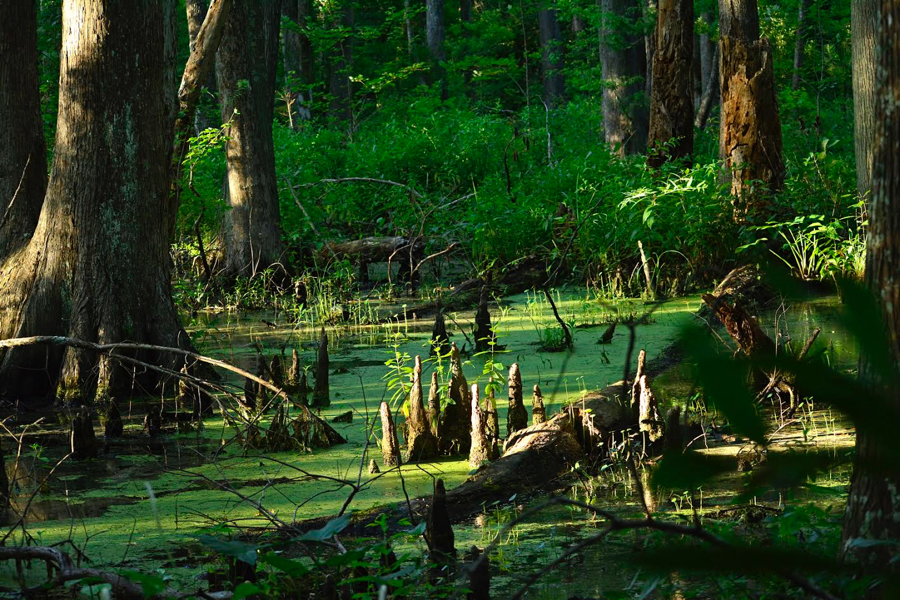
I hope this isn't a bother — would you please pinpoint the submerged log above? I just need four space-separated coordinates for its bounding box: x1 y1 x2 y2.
319 236 424 287
425 479 457 575
531 384 546 425
468 385 494 468
405 356 439 462
70 408 98 460
313 328 330 408
431 310 451 357
474 287 495 353
104 400 123 438
427 371 441 439
506 363 528 437
380 401 401 467
439 343 471 454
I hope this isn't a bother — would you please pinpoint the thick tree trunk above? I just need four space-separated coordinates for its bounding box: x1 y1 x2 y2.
216 0 286 279
538 6 566 108
718 0 784 222
842 0 900 570
600 0 649 155
0 0 191 402
646 0 694 167
327 3 354 123
791 0 809 90
0 0 47 262
185 0 218 133
852 0 877 201
643 0 658 98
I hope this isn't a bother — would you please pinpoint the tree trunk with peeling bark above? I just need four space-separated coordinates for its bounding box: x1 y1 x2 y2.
600 0 649 155
216 0 287 279
842 0 900 570
0 0 194 402
0 0 47 263
646 0 694 167
718 0 784 222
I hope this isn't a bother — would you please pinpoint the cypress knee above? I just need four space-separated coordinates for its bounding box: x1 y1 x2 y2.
71 408 98 460
507 364 528 436
467 546 491 600
314 328 330 408
431 310 451 357
664 406 683 453
380 401 401 467
638 375 663 443
532 384 547 425
288 348 301 391
486 390 500 455
427 371 441 438
104 400 124 438
405 356 439 462
468 385 493 468
440 343 472 454
474 287 495 353
269 355 284 388
297 371 310 406
425 479 457 575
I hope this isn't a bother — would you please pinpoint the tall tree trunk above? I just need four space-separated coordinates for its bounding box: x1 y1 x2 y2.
644 0 657 98
328 2 354 123
186 0 218 133
698 10 716 93
283 0 315 123
852 0 877 201
538 5 566 107
694 44 719 131
646 0 694 167
427 0 447 98
460 0 474 96
600 0 649 155
0 0 47 263
842 0 900 572
692 33 703 109
718 0 784 222
791 0 809 90
216 0 287 279
0 0 192 402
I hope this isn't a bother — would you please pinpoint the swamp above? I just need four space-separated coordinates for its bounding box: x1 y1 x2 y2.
0 0 899 599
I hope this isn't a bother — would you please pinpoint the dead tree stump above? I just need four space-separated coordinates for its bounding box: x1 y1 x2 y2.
431 310 451 357
469 385 494 468
104 400 123 438
631 348 647 424
368 459 380 474
467 546 491 600
506 363 528 437
638 375 663 443
70 408 98 460
474 287 495 353
427 371 441 439
287 348 301 392
425 479 457 578
532 384 546 425
380 401 401 467
313 328 330 408
297 371 310 406
406 356 439 462
439 343 471 454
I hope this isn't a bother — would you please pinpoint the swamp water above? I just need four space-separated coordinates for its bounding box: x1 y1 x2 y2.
0 290 857 596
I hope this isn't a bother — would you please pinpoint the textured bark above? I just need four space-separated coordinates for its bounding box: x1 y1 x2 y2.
70 408 98 460
644 0 657 98
0 0 47 262
185 0 218 133
425 479 456 571
791 0 810 90
600 0 649 155
430 311 450 357
646 0 694 167
216 0 287 278
852 0 877 201
288 348 301 391
0 0 194 402
313 328 330 407
439 343 471 453
538 6 566 107
380 401 401 467
327 2 354 123
842 0 900 569
474 287 495 353
507 363 528 436
468 385 494 468
426 0 446 96
405 356 439 462
630 348 647 423
637 375 662 442
531 384 546 425
698 11 716 95
718 0 784 222
427 371 441 438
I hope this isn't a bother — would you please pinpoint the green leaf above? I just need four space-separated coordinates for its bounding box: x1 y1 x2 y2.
295 514 351 542
119 571 168 598
233 582 263 600
258 552 309 576
197 535 259 565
